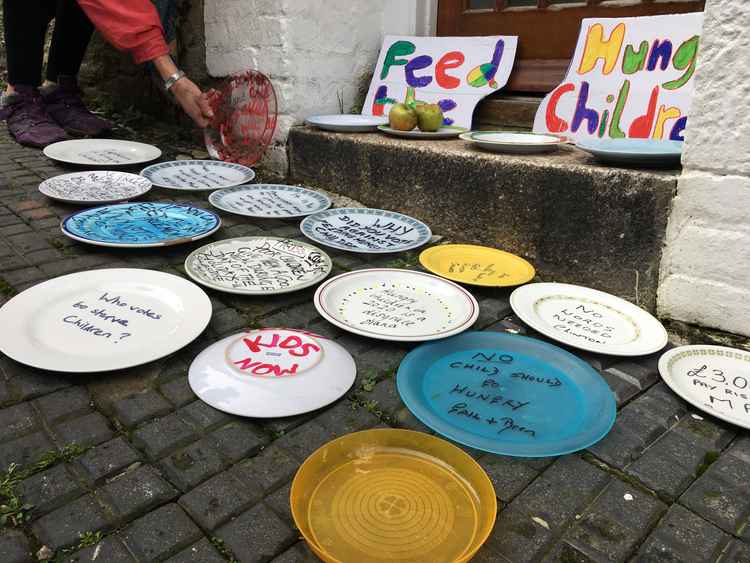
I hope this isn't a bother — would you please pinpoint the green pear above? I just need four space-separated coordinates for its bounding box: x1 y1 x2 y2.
415 103 444 132
389 103 418 131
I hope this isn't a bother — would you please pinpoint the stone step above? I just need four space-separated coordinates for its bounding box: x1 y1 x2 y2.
288 127 680 312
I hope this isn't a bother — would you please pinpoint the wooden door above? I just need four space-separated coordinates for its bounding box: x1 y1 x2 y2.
438 0 705 92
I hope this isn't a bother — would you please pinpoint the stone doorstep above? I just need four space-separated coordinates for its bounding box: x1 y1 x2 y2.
288 126 680 312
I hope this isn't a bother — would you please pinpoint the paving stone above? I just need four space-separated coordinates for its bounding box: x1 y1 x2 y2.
179 470 260 531
32 386 91 425
274 420 333 462
208 306 247 336
0 528 33 563
132 413 197 460
314 398 380 438
112 390 172 429
0 402 37 441
721 539 750 562
54 412 114 449
354 344 408 378
0 430 55 469
159 438 226 492
160 377 196 407
179 400 232 433
604 361 659 391
7 233 51 253
2 360 71 400
674 413 736 451
216 503 296 563
264 481 293 523
477 455 543 503
475 294 513 329
122 504 202 562
17 463 83 518
62 535 136 563
231 445 299 493
98 464 178 523
165 537 226 563
271 542 319 563
24 248 64 265
598 369 640 407
31 494 111 550
636 504 731 562
208 421 267 463
75 437 142 484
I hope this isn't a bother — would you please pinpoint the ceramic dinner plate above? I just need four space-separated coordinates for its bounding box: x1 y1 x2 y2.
305 114 388 132
397 331 616 457
208 184 331 218
189 328 356 417
510 282 668 356
377 125 468 139
659 346 750 430
0 268 211 373
576 139 683 166
419 244 535 287
460 131 563 153
185 237 332 295
61 202 221 248
43 139 162 166
39 171 152 205
300 208 432 253
314 269 479 342
140 160 255 191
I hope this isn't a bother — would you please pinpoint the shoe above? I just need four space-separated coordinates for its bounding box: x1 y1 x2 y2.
40 76 112 136
0 85 69 148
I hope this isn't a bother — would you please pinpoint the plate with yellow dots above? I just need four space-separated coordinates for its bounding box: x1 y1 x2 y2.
419 244 535 287
314 269 479 342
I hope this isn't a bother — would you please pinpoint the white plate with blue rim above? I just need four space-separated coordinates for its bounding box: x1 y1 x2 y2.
576 139 683 166
305 114 388 133
39 170 152 205
209 184 331 218
140 159 255 191
300 208 432 253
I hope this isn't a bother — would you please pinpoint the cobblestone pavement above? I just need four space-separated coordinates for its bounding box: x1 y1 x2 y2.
0 125 749 563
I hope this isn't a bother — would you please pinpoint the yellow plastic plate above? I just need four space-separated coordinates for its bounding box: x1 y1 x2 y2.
419 244 535 287
290 428 497 563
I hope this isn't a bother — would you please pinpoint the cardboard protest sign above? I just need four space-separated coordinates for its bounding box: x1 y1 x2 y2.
363 35 518 128
533 13 703 142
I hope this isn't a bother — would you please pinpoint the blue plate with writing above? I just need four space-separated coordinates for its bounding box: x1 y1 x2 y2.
397 331 616 457
62 202 221 248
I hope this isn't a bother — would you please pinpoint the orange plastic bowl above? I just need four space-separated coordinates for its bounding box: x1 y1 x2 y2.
290 428 497 563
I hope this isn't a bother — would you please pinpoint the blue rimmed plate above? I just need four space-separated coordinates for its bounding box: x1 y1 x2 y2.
140 159 255 191
300 208 432 253
576 139 683 166
397 331 616 457
61 202 221 248
209 184 331 218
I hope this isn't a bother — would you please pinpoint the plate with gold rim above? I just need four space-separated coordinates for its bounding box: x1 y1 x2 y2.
419 244 535 287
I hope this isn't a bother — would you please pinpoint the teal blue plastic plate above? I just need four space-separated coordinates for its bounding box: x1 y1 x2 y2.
397 331 616 457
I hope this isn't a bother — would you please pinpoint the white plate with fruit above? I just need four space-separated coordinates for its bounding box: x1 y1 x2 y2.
386 101 456 137
305 114 388 132
377 125 468 139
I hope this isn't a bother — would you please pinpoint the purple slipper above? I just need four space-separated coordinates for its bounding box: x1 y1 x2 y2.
0 85 69 148
41 76 112 136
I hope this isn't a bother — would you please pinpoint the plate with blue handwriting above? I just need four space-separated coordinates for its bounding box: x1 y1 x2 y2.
397 331 616 457
300 208 432 253
61 202 221 248
209 184 331 218
140 159 255 191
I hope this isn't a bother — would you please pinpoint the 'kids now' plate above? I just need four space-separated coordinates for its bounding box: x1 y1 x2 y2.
397 331 616 457
576 139 683 167
510 282 668 356
209 184 331 218
659 345 750 430
305 114 388 132
300 208 432 254
61 202 221 248
140 160 255 191
419 244 535 287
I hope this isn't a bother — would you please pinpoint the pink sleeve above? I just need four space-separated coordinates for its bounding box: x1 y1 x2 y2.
76 0 170 64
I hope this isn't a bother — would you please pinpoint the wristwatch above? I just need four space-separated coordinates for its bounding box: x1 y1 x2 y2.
164 70 186 91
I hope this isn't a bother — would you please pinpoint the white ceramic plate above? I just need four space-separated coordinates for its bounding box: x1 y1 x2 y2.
305 114 388 132
185 237 332 295
460 131 563 154
140 160 255 191
314 269 479 342
43 139 162 166
189 328 356 417
209 184 331 218
659 345 750 430
510 282 668 356
576 139 683 166
377 125 468 139
0 269 211 373
300 208 432 254
39 171 152 205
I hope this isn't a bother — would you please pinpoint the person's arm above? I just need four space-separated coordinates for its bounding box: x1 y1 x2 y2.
76 0 213 127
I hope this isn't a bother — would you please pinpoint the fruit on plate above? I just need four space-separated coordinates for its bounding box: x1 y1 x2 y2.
415 103 444 132
389 103 418 131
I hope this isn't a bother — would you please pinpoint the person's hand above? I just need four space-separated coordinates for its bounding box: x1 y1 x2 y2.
170 77 214 128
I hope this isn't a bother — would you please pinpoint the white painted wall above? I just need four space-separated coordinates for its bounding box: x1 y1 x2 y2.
658 0 750 336
204 0 437 174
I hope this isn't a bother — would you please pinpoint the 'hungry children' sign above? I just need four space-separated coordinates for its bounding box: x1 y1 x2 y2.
533 13 704 142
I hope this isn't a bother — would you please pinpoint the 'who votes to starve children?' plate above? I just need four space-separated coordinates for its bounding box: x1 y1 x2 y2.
189 328 356 417
510 282 668 356
0 269 211 373
659 346 750 430
43 139 162 166
140 159 255 190
314 268 479 342
184 237 332 295
208 184 331 218
300 208 432 253
61 202 221 248
38 171 152 205
397 331 617 457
